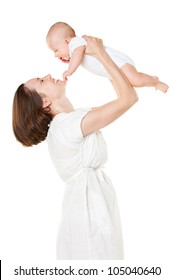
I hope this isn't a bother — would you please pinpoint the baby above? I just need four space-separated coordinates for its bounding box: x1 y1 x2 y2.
46 22 168 93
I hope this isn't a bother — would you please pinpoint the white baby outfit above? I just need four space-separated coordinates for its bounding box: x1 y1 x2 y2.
69 36 135 78
47 108 124 259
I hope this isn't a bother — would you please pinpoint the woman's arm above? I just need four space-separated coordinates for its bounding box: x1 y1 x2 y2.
81 36 138 136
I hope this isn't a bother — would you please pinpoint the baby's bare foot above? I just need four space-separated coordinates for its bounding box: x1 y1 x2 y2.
153 76 159 81
155 81 169 93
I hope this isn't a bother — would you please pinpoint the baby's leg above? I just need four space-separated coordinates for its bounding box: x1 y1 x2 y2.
121 64 168 93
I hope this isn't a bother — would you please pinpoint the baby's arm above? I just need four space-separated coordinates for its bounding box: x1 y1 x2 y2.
63 45 86 80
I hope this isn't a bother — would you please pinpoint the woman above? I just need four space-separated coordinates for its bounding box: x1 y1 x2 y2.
12 36 138 259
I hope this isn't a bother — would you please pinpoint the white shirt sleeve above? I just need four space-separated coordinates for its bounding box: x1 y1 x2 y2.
69 37 87 56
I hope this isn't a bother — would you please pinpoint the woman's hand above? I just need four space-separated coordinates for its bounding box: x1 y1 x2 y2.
82 35 105 59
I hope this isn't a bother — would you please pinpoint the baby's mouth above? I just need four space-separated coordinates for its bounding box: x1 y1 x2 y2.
59 57 70 63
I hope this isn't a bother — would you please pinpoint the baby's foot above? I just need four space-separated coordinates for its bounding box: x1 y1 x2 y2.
155 81 169 93
153 76 159 81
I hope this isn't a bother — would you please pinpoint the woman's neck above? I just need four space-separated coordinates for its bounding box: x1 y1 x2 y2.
51 96 74 117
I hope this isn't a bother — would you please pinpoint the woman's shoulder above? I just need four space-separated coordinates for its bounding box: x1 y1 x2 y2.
49 107 91 142
51 107 91 127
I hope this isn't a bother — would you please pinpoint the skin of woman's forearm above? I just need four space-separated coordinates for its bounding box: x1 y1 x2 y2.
97 51 138 105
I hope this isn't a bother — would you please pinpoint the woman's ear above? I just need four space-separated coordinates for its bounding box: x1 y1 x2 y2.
40 94 51 108
42 98 51 108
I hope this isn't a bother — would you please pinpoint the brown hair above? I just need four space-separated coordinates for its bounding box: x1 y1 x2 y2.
12 84 53 147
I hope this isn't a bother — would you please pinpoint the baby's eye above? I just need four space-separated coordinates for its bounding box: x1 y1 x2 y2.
40 79 44 83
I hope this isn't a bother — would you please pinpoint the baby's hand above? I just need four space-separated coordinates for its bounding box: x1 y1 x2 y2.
63 70 72 81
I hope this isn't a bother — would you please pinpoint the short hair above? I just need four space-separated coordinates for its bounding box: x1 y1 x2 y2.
46 21 76 39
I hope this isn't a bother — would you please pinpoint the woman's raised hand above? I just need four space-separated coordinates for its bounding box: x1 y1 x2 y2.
82 35 105 58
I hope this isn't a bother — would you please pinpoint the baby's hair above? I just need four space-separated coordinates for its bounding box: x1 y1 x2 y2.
47 21 76 39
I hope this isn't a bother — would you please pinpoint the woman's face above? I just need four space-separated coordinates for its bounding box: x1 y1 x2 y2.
25 74 66 101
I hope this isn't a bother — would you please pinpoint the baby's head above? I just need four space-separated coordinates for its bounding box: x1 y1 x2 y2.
46 22 76 61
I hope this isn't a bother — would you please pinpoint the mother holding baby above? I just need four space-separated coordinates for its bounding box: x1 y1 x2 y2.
12 36 138 259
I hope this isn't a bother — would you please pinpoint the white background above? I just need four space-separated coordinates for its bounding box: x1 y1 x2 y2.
0 0 173 276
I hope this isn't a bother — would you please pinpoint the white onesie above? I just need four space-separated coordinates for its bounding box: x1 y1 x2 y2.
68 36 135 78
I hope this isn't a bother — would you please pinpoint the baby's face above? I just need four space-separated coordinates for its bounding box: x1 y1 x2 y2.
47 37 70 63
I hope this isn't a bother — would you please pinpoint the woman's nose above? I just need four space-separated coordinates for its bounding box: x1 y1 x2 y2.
42 74 51 80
